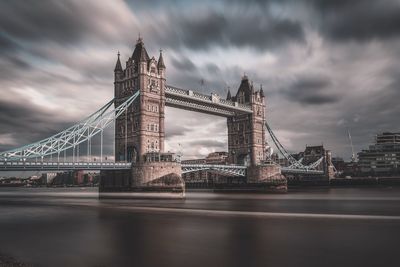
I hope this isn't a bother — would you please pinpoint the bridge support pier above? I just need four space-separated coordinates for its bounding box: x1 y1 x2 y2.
246 163 287 192
99 154 185 198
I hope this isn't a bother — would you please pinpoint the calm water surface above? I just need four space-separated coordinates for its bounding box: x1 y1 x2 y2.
0 187 400 267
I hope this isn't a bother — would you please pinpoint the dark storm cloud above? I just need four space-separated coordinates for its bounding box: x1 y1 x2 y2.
222 0 400 42
335 73 400 153
0 0 135 81
153 10 305 51
205 63 220 75
0 33 17 51
314 0 400 42
281 76 340 105
0 99 74 151
0 34 31 71
0 1 117 45
170 56 197 72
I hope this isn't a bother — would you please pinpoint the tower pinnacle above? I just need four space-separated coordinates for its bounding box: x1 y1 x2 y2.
114 51 122 72
158 49 166 69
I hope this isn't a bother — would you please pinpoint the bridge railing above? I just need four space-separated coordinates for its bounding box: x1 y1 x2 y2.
0 161 132 170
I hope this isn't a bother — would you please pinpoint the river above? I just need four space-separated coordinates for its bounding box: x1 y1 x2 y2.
0 187 399 267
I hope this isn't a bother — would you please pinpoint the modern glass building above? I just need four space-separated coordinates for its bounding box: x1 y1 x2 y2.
358 132 400 176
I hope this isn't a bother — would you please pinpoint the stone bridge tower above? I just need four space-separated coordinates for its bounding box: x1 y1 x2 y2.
114 37 166 163
227 75 266 166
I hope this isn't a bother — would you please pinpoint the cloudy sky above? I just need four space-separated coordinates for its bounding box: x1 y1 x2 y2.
1 0 400 163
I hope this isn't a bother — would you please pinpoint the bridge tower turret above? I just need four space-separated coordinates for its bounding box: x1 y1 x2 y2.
157 50 166 152
114 37 166 163
227 75 266 166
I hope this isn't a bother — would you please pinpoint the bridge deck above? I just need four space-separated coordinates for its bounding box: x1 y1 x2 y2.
165 85 253 117
0 161 131 171
0 161 324 175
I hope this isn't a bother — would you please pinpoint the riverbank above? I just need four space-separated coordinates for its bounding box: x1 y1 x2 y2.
330 177 400 186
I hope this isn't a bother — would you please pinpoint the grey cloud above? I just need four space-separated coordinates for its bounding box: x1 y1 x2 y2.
0 99 74 151
282 76 340 105
153 10 305 52
165 124 190 139
0 34 18 52
0 1 128 45
318 1 400 42
205 63 220 74
0 1 90 44
170 56 197 72
188 140 226 147
224 0 400 42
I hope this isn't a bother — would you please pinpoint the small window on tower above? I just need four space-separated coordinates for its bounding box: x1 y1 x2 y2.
151 67 156 73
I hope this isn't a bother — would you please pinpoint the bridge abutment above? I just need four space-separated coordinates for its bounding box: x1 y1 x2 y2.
246 163 287 192
99 153 184 198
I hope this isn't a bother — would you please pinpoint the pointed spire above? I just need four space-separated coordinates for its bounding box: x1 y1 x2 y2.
158 49 166 69
137 32 143 44
236 73 252 103
132 36 149 62
226 88 232 100
260 84 264 97
114 51 122 72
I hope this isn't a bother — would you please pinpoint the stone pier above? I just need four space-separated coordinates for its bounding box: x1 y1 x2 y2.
246 163 287 192
99 153 185 198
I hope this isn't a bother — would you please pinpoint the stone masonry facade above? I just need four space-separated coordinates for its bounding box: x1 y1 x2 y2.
226 75 266 166
114 37 166 163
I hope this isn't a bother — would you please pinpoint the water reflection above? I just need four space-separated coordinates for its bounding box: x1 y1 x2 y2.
0 188 399 267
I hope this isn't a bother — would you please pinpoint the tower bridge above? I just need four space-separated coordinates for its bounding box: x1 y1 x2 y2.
0 36 333 194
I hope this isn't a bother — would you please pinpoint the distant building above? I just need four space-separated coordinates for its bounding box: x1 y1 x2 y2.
332 157 346 173
331 157 360 177
51 172 74 186
182 158 206 164
303 145 335 178
181 152 229 187
205 152 228 165
41 172 57 185
358 132 400 176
